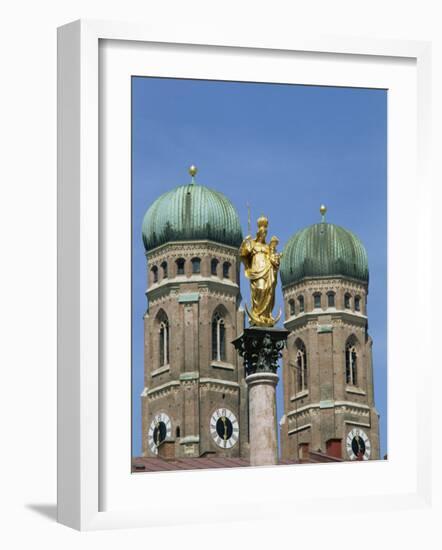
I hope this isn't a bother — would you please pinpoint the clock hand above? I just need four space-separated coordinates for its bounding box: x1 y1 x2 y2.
155 420 160 446
221 416 228 440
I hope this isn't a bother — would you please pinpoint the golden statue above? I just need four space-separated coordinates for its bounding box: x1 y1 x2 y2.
240 215 282 327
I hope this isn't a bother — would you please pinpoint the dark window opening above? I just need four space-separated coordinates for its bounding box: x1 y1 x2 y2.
298 295 304 312
191 257 201 274
289 299 295 316
314 293 321 309
176 258 185 275
345 344 357 385
211 258 219 276
212 312 226 361
296 341 308 392
159 319 170 366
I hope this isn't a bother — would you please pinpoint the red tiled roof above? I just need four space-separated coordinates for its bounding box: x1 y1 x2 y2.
131 452 341 473
132 456 252 472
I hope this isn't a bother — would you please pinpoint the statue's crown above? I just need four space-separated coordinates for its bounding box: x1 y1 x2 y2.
257 215 268 228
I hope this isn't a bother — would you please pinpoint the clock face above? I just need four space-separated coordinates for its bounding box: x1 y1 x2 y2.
346 428 371 460
210 408 239 449
148 412 172 455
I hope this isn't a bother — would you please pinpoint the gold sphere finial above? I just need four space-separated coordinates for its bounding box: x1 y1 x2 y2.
189 165 198 178
320 204 327 216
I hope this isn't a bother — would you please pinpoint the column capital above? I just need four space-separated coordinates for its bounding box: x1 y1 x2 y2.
232 326 289 376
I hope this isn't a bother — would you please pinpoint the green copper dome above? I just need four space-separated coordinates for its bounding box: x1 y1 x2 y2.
142 177 243 252
280 221 369 287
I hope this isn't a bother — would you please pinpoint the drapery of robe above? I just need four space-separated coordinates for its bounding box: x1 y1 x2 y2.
240 237 278 325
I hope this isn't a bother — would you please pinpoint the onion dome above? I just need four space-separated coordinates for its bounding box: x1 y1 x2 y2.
142 166 243 252
280 205 369 287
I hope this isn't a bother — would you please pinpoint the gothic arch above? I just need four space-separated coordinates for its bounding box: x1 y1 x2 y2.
155 308 169 324
345 333 360 348
345 334 359 386
155 308 170 367
211 304 232 363
211 303 231 323
294 338 308 393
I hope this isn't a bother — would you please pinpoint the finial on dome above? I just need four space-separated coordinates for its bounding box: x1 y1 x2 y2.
320 204 327 222
189 164 197 184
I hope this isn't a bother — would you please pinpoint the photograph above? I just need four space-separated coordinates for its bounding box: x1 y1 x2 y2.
2 0 437 543
130 76 387 472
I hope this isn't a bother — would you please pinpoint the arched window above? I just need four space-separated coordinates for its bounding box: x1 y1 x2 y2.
355 295 361 312
327 291 335 308
223 261 231 279
345 343 357 386
176 258 185 275
161 261 168 279
191 257 201 274
211 312 226 361
295 340 308 392
211 258 219 276
313 292 322 309
344 293 351 309
176 426 180 438
298 295 305 313
151 265 158 283
289 299 295 316
159 318 170 366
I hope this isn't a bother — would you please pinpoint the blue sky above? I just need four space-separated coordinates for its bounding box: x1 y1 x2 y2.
132 77 387 459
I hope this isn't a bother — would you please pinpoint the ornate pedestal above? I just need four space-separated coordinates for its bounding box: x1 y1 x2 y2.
233 327 289 466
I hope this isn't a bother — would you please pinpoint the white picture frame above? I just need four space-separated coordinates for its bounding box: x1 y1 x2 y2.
57 19 433 531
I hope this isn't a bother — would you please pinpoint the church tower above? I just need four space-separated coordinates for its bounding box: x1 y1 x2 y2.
141 167 249 459
279 206 380 461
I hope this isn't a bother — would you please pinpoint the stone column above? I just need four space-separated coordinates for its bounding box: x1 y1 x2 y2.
246 372 279 465
233 327 288 467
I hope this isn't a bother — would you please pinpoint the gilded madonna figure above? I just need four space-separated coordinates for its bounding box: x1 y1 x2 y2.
239 216 281 327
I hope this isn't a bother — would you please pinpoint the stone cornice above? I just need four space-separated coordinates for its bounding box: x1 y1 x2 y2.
147 240 240 262
288 423 311 435
151 365 170 377
284 309 367 331
211 360 235 371
146 380 180 399
282 276 368 294
199 377 239 388
344 420 371 428
147 275 239 300
287 400 371 418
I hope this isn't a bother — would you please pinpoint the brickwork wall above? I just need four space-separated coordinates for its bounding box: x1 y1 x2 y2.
141 241 248 459
280 277 380 461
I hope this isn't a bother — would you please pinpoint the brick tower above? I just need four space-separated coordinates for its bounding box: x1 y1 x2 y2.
140 167 249 459
279 206 380 461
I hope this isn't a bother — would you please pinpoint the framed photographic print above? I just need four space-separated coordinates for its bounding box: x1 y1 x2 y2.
57 19 432 531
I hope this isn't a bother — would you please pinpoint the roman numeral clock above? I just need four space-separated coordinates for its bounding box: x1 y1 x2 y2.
346 428 371 460
147 413 172 455
210 408 239 449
